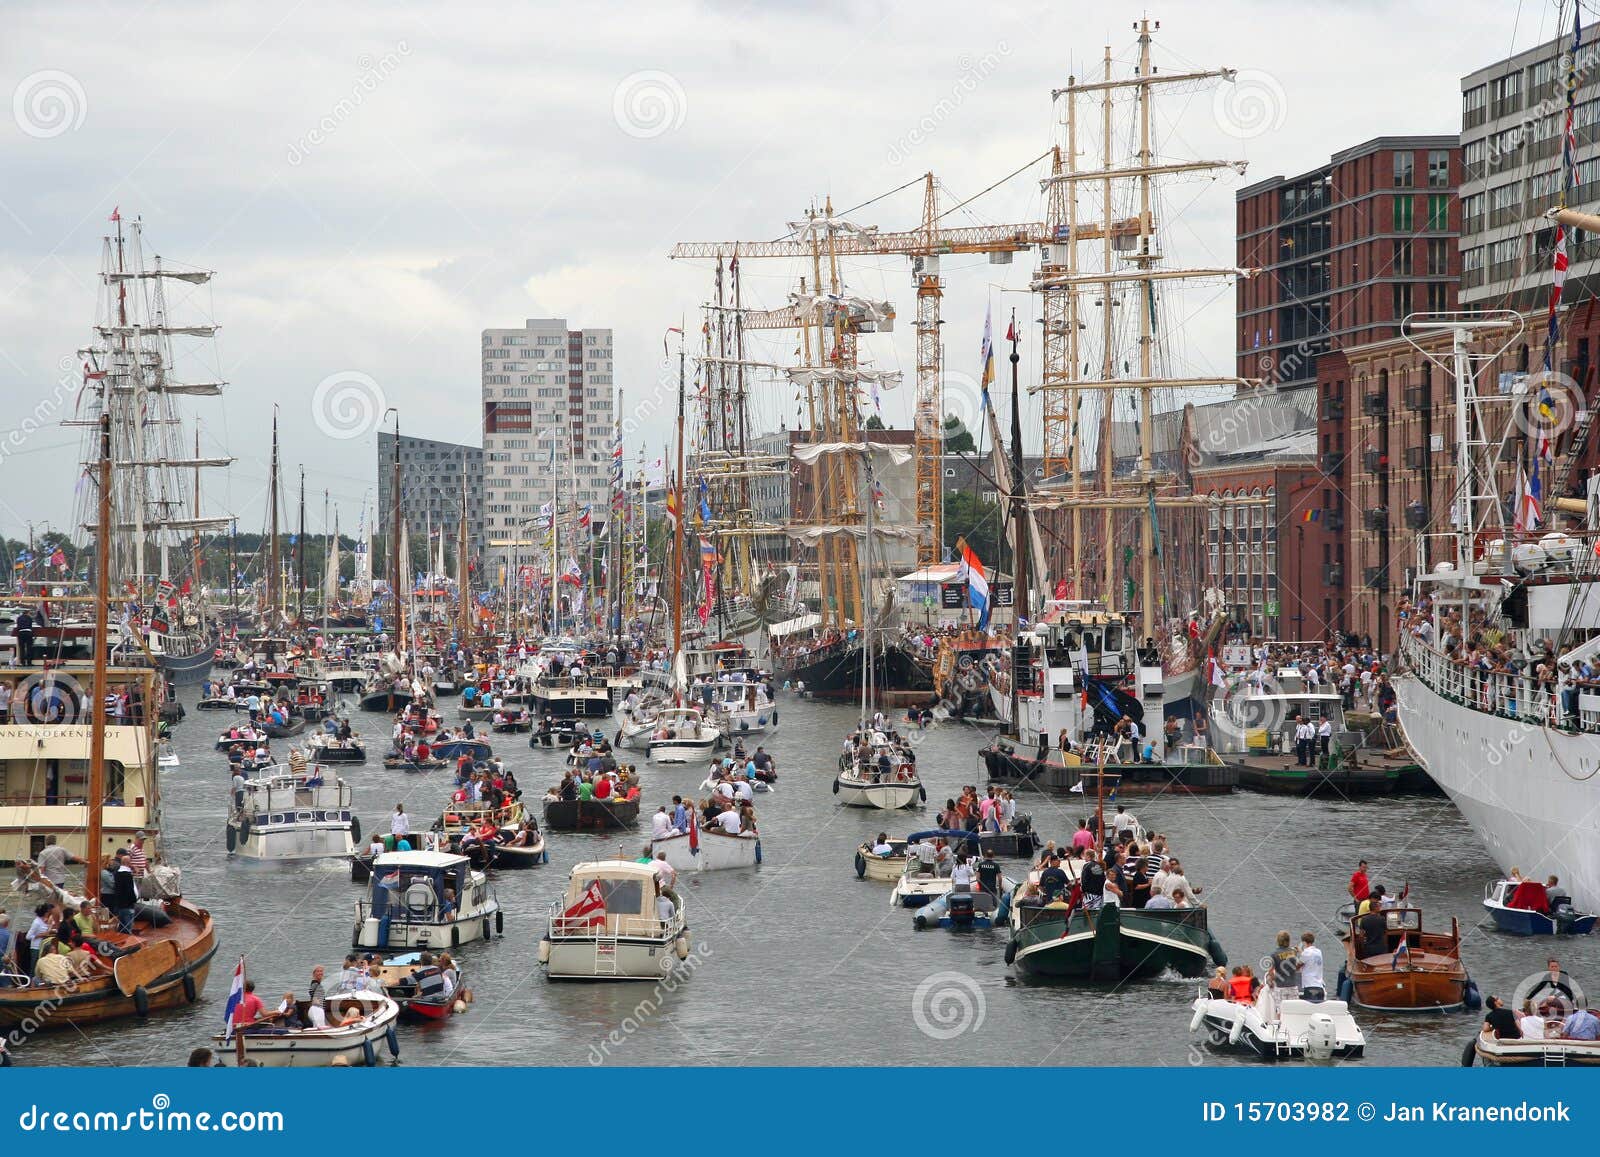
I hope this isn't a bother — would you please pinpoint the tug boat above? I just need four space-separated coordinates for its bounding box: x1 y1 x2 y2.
539 860 690 980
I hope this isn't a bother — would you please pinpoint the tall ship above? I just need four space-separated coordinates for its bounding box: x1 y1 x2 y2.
74 212 231 683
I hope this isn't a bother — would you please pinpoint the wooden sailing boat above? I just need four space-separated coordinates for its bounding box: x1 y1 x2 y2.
0 411 216 1033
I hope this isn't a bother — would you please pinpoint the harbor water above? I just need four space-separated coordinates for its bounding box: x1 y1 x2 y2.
23 689 1600 1067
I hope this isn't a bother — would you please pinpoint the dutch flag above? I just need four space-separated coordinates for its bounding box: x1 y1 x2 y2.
221 955 245 1041
956 538 991 631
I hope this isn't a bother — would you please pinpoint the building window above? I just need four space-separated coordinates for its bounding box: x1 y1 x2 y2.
1393 196 1414 231
1427 149 1450 188
1427 237 1450 276
1393 151 1414 187
1426 282 1450 313
1426 194 1450 230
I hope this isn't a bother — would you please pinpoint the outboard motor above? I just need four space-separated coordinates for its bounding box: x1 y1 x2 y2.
1550 891 1578 934
946 892 977 924
1303 1013 1338 1065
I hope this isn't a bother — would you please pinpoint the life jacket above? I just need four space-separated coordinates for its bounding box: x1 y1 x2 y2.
1228 974 1254 1002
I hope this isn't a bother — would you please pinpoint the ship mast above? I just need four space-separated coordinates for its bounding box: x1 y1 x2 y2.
267 409 280 625
296 465 306 625
86 410 112 884
672 341 686 702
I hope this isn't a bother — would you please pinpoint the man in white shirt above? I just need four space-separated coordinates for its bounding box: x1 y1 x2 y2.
734 779 754 804
1518 1004 1546 1040
1316 717 1334 762
650 807 674 840
714 807 742 835
912 838 939 875
1293 716 1315 766
1297 931 1325 1001
651 852 676 893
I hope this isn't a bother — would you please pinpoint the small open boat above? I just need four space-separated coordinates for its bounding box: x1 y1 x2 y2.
383 754 447 772
1007 901 1225 981
371 953 467 1022
308 734 366 764
1482 877 1597 936
1336 906 1474 1011
263 714 306 740
219 990 400 1066
651 822 760 872
543 795 639 831
854 838 909 882
1191 989 1365 1061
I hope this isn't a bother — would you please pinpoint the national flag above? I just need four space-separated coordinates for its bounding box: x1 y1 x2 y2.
1516 463 1543 531
109 206 120 223
1392 936 1410 967
665 487 681 529
1208 650 1226 687
222 956 246 1040
699 538 717 562
955 537 991 631
561 880 607 927
560 557 583 586
577 505 592 529
870 478 886 513
1005 312 1018 344
697 477 713 524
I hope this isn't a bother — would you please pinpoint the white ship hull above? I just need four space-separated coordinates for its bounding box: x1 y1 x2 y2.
835 777 920 810
648 735 721 764
651 829 760 871
232 822 355 862
544 937 684 980
1394 671 1600 908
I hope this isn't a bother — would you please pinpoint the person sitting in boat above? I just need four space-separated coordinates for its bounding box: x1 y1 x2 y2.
1227 965 1258 1004
1206 967 1228 999
1482 995 1523 1040
870 833 894 857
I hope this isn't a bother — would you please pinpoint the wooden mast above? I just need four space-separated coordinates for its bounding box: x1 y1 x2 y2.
296 466 306 625
267 409 280 624
671 342 686 705
457 472 471 639
389 412 405 654
87 411 112 883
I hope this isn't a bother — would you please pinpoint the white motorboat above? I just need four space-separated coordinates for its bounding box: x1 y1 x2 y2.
889 855 953 909
226 769 358 861
353 850 502 950
704 675 778 739
1191 990 1365 1061
854 838 909 882
834 733 923 810
220 990 401 1067
540 860 691 980
646 706 722 764
651 822 761 872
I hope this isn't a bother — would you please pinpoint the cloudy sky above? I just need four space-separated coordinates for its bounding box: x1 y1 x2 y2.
0 0 1569 541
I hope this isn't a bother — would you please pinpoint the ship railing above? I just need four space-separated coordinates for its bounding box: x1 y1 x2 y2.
1403 634 1585 731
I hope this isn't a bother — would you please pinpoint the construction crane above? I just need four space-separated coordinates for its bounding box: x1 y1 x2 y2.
671 173 1141 568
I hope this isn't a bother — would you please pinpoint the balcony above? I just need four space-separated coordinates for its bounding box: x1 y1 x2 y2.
1364 507 1389 531
1364 566 1387 591
1404 445 1427 470
1363 393 1387 417
1321 398 1345 422
1322 564 1344 586
1364 448 1389 473
1405 501 1430 530
1320 451 1347 474
1404 385 1429 411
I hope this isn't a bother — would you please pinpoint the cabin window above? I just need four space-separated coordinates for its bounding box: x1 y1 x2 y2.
596 878 643 914
1104 624 1125 652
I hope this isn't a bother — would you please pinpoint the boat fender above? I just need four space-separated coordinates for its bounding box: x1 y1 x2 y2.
451 925 460 948
913 914 927 930
1189 1005 1206 1033
754 839 762 865
132 985 150 1017
1460 1038 1477 1067
832 779 839 795
674 936 690 961
1465 979 1482 1010
182 974 197 1003
362 1040 377 1067
1336 972 1352 1004
538 937 551 964
483 917 492 941
1003 939 1018 965
239 815 251 842
1227 1017 1244 1045
1206 933 1227 967
541 849 550 864
225 824 237 853
495 910 504 935
854 851 867 879
918 785 927 802
385 1025 400 1058
350 816 361 845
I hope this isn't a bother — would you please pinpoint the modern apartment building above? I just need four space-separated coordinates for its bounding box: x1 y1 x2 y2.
481 318 616 566
375 431 485 568
1237 136 1461 391
1460 31 1600 310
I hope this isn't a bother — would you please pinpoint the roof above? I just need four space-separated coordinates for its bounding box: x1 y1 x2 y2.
374 850 467 868
768 612 821 638
568 860 658 880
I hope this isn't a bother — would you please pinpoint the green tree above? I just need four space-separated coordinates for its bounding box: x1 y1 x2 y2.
942 489 1002 565
863 413 885 430
942 415 975 453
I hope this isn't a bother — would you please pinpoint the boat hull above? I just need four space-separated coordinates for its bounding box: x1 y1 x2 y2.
1482 903 1598 936
982 745 1235 796
1010 903 1220 981
651 829 760 871
776 641 932 701
542 798 639 831
353 906 498 951
1395 668 1600 908
836 777 921 809
648 738 720 764
160 646 214 687
543 936 684 980
360 690 411 713
230 821 356 861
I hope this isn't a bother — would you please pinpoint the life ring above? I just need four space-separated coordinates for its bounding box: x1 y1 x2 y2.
350 816 361 845
362 1040 377 1067
183 974 198 1003
450 924 461 948
132 985 150 1017
385 1025 401 1057
1189 1006 1206 1033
